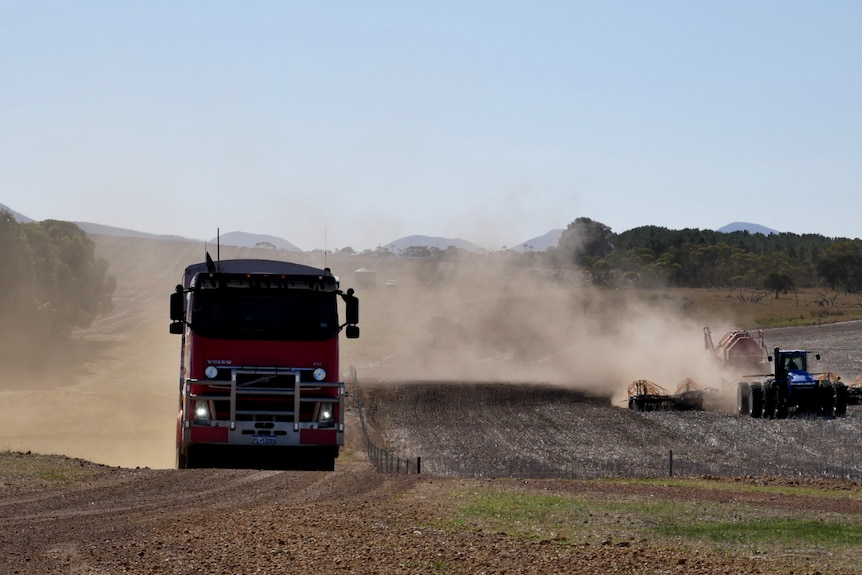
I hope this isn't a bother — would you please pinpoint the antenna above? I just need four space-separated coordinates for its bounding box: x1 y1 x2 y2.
324 225 327 268
217 227 220 269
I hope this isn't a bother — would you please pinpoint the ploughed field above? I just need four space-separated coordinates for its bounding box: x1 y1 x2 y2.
359 379 862 481
2 236 862 574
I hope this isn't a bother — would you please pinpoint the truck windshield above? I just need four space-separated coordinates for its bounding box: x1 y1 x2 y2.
190 289 338 341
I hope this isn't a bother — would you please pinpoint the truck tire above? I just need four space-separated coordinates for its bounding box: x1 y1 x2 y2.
763 382 777 419
835 383 848 417
737 382 750 415
819 382 835 418
749 383 763 418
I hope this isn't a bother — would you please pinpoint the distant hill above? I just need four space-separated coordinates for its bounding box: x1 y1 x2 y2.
211 231 302 252
383 235 484 253
717 222 779 235
0 202 33 223
511 229 563 252
75 222 195 242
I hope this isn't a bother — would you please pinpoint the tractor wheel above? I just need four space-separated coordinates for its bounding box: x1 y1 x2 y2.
775 385 789 419
820 382 835 418
737 382 750 415
749 383 763 418
835 383 848 417
763 382 777 419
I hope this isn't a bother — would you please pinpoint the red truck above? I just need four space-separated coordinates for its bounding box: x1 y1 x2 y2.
169 256 359 470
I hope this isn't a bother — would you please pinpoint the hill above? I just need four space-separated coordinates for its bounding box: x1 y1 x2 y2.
0 202 33 223
510 228 563 252
75 221 195 242
717 221 779 235
209 231 302 251
383 235 484 253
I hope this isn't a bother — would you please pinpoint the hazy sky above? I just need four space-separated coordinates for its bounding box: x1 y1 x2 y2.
2 2 860 251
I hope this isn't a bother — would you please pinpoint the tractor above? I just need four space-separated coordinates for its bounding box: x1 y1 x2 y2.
737 348 848 419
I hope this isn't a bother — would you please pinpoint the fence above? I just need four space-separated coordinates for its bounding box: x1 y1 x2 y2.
351 367 420 474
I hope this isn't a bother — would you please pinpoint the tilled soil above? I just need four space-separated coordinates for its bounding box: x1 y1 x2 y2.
4 452 860 575
360 381 862 481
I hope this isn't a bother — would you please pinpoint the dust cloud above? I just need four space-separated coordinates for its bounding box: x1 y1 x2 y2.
0 235 742 469
338 253 740 407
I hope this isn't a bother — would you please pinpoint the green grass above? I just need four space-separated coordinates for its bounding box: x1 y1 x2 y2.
659 517 862 546
441 479 862 558
0 450 105 484
602 477 862 502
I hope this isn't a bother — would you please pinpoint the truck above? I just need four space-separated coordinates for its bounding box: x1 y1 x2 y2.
169 256 359 470
737 348 848 419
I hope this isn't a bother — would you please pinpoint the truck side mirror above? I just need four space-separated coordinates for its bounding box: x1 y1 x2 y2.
169 322 184 335
344 289 359 326
170 289 184 321
345 325 360 339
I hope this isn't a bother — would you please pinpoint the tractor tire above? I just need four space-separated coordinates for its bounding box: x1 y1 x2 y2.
819 382 835 418
737 382 750 415
763 382 777 419
749 383 763 418
835 383 848 417
775 385 789 419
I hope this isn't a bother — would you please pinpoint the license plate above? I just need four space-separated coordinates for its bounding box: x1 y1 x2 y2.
252 436 277 445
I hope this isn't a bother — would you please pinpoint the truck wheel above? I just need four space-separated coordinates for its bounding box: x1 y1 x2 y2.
835 383 848 417
749 383 763 418
177 447 191 469
737 382 750 415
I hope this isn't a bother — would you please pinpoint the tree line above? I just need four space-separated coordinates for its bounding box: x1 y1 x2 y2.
553 217 862 294
0 209 116 360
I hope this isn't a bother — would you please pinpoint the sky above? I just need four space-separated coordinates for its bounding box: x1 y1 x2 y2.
2 1 860 251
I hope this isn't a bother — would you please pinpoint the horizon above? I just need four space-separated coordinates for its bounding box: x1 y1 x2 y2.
1 200 815 253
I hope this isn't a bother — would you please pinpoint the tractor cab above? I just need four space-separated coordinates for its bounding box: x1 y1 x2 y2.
771 348 819 383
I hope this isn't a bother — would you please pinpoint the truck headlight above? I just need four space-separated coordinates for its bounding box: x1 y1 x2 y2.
318 402 334 427
313 368 326 381
193 400 211 425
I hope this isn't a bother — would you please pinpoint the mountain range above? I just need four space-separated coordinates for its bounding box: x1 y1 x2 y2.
0 202 782 253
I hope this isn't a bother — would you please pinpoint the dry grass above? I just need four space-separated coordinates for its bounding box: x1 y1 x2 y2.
609 287 862 329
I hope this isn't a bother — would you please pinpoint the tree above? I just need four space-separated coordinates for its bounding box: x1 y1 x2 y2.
19 220 115 337
558 217 614 266
764 272 795 299
817 241 862 292
0 210 33 320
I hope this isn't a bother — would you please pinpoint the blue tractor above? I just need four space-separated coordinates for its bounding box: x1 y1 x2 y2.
738 348 847 419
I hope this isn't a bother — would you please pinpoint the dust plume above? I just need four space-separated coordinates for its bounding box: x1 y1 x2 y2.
338 253 739 405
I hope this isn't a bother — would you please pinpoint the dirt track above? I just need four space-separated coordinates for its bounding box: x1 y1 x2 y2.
2 236 862 573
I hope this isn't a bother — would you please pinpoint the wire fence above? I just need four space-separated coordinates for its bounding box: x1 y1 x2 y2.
419 448 862 482
351 368 420 474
